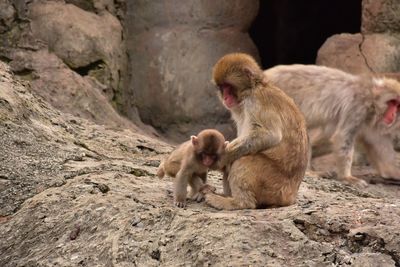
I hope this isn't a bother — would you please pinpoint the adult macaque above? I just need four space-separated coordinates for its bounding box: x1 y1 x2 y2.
202 53 309 210
157 129 227 208
264 64 400 186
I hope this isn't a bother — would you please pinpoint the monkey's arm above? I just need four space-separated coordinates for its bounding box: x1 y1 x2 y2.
174 164 194 207
224 111 283 164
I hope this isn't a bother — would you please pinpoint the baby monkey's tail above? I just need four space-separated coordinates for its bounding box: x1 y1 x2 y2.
157 162 165 178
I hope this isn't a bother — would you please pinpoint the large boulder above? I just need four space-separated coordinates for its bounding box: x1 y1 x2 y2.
362 0 400 34
124 0 260 141
4 48 148 133
0 0 147 135
317 33 400 74
28 1 125 95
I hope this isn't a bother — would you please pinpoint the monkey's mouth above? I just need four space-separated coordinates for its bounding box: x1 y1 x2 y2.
219 83 239 108
200 153 218 167
383 99 400 125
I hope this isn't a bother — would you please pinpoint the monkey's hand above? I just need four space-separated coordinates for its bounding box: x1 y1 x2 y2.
200 184 217 195
215 152 233 170
224 128 282 163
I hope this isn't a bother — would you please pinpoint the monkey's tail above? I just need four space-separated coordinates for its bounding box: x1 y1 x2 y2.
157 162 165 178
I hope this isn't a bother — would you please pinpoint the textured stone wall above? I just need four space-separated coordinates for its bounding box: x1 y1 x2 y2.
124 0 259 141
0 0 260 141
0 0 142 131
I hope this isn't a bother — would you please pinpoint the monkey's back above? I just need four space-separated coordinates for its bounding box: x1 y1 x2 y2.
264 64 374 130
162 141 190 177
254 84 309 178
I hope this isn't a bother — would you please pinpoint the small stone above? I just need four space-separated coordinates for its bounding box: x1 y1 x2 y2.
131 217 142 226
96 183 110 193
69 224 80 240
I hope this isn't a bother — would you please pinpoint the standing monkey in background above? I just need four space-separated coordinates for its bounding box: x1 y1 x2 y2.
202 53 309 210
264 64 400 186
157 129 227 208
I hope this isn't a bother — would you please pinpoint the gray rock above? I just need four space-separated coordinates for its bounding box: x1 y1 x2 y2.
0 0 15 33
317 33 400 74
123 0 259 141
362 0 400 34
28 1 125 93
5 48 146 133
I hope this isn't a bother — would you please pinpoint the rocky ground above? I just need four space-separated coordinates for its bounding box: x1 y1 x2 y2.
1 62 400 266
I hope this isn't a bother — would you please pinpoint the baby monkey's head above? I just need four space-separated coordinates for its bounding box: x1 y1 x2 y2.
191 129 228 168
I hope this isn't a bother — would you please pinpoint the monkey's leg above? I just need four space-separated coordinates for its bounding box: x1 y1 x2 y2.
359 131 400 181
222 171 232 196
188 174 206 202
205 192 256 210
157 162 165 178
205 179 256 210
174 170 189 208
332 133 368 187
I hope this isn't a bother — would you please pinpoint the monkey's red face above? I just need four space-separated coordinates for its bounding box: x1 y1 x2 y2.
200 153 218 167
383 99 400 125
219 83 239 109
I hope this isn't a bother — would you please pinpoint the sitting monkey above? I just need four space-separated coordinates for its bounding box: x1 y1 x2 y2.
202 53 309 210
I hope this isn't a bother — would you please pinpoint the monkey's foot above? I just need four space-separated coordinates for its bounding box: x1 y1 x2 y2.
204 193 254 210
189 192 204 202
341 176 368 188
191 185 217 202
174 201 186 208
174 199 186 208
204 193 225 210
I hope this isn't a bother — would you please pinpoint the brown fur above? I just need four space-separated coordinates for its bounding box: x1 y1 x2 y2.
157 129 226 208
264 64 400 186
203 53 309 210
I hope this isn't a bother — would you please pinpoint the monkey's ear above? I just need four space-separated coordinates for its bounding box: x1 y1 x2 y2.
243 66 263 81
371 78 386 95
191 135 198 146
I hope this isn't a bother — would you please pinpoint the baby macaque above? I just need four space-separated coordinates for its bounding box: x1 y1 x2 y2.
157 129 227 208
264 64 400 186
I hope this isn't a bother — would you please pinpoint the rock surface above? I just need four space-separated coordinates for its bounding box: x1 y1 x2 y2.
0 0 134 131
362 0 400 34
1 61 400 266
124 0 260 141
316 33 400 74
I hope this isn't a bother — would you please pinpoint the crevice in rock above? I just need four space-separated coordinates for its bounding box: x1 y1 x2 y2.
71 60 104 76
347 232 400 266
0 55 12 63
293 218 347 243
63 162 155 180
294 218 400 266
358 33 375 73
12 68 33 76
